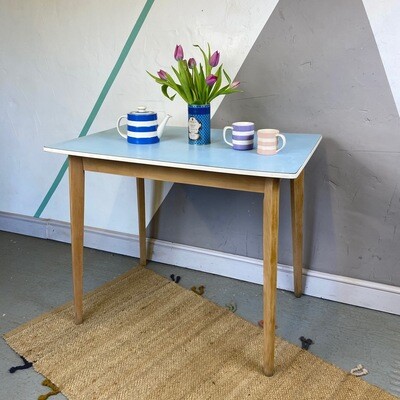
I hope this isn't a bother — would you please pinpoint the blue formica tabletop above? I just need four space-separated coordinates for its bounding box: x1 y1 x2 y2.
44 126 321 179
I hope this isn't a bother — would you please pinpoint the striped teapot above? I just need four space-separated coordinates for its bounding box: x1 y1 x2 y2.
117 106 172 144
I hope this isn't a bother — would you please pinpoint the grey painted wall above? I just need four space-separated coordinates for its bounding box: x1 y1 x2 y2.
148 0 400 287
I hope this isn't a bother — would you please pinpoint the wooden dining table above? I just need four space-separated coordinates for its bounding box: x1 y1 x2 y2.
44 125 321 376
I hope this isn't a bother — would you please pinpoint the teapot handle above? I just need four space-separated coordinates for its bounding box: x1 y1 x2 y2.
116 115 127 139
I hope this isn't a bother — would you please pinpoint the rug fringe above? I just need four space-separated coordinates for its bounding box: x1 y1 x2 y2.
38 378 60 400
9 355 33 373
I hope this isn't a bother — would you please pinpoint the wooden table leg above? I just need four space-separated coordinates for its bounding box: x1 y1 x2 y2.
263 178 280 376
290 170 304 298
69 156 85 324
136 178 147 266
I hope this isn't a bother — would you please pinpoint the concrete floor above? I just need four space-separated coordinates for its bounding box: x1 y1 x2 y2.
1 231 399 399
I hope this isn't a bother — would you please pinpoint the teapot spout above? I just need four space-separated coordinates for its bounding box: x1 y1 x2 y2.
157 114 172 139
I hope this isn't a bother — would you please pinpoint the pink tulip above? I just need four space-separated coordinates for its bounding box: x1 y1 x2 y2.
205 74 218 86
157 70 168 80
188 58 197 69
209 51 220 67
174 45 184 61
230 80 240 89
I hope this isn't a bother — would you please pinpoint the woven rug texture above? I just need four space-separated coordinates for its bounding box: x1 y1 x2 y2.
4 267 397 399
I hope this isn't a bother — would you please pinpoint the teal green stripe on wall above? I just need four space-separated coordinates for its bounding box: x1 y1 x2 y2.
34 0 155 218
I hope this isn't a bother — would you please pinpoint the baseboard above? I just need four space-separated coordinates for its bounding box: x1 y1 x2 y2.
1 211 400 315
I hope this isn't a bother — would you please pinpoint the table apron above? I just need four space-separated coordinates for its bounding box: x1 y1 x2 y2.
81 157 266 193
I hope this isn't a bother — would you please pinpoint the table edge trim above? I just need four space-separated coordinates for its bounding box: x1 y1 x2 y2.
43 136 321 180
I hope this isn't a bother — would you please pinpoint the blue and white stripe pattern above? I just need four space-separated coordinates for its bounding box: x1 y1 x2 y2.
127 111 159 144
223 122 255 150
231 131 254 150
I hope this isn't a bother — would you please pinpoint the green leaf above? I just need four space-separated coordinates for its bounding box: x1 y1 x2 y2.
194 44 211 77
146 70 158 80
177 60 193 104
162 71 189 103
182 60 193 86
161 85 176 101
146 71 167 85
171 66 182 82
223 69 232 84
191 65 200 102
194 44 208 65
163 71 178 88
206 44 212 76
172 84 189 103
198 64 207 104
171 64 192 102
207 65 223 102
208 83 230 103
209 85 242 102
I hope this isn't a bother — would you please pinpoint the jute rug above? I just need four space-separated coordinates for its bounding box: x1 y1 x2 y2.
4 267 396 399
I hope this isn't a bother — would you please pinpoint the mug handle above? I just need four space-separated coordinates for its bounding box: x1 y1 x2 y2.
276 133 286 153
116 115 127 139
223 126 233 147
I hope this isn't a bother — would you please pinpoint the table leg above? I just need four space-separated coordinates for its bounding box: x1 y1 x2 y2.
69 156 85 324
263 178 280 376
136 178 147 266
290 170 304 298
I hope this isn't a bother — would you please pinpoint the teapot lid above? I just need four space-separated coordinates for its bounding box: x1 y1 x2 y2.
133 106 155 115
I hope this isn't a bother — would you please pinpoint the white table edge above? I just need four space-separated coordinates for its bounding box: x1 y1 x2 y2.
43 135 321 180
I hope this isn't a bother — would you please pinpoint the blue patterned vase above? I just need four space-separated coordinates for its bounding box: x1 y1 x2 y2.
188 104 211 145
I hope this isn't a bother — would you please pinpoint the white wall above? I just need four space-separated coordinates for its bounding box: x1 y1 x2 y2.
2 0 400 291
363 0 400 115
0 0 278 234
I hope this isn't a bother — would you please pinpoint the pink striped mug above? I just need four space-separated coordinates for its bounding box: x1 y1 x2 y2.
257 129 286 155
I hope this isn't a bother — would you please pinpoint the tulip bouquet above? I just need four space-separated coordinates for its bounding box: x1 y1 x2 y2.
147 44 240 105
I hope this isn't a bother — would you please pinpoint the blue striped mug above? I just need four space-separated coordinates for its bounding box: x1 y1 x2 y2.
117 106 171 144
223 122 255 150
